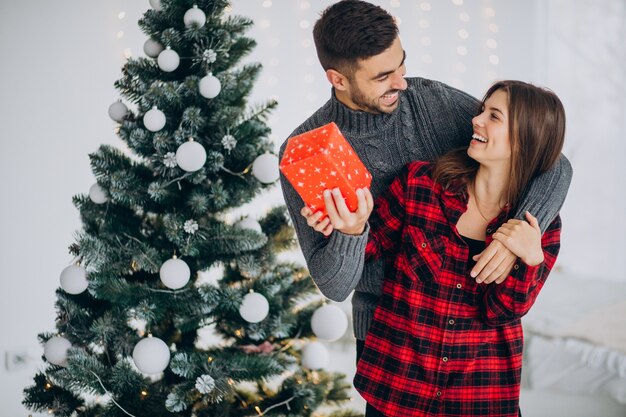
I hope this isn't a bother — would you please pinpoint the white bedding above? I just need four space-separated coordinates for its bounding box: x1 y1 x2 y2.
521 270 626 404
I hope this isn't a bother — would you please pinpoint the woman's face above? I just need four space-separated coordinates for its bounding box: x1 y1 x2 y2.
467 89 511 169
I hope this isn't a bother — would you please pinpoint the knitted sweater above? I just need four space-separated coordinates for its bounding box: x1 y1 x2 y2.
278 77 572 340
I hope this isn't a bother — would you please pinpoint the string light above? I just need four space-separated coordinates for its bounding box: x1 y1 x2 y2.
459 12 469 22
262 0 272 7
452 0 463 5
390 0 401 7
141 390 148 398
420 2 431 11
299 20 310 29
207 356 214 362
118 11 126 19
44 382 52 390
255 406 263 415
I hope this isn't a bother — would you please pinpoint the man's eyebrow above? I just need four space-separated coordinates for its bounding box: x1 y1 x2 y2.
371 50 406 80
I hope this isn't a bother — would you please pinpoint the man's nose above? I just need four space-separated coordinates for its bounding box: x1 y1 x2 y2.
391 71 408 91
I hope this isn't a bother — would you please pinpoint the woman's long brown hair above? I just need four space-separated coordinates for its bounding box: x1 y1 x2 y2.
432 80 566 211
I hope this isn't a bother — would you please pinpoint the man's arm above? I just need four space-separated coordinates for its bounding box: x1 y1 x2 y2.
514 154 573 232
279 152 368 302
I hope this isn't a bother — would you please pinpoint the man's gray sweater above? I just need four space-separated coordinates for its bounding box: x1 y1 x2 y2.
279 77 572 341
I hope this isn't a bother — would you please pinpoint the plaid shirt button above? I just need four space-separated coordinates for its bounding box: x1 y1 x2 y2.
448 319 455 325
442 357 448 362
421 242 427 248
436 391 442 397
456 283 462 289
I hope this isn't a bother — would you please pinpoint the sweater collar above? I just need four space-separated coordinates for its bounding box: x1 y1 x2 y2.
327 88 401 137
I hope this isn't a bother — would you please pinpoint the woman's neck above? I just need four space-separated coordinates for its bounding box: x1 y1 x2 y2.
472 167 509 211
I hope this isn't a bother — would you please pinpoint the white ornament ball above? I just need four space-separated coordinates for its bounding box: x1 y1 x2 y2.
157 48 180 72
143 38 164 58
301 341 330 370
149 0 163 11
239 292 269 323
311 304 348 342
176 140 207 172
159 258 191 290
143 107 166 132
108 101 128 122
44 336 72 367
89 183 108 204
199 74 221 99
132 337 171 374
60 265 89 295
252 153 279 184
235 217 262 234
184 5 207 28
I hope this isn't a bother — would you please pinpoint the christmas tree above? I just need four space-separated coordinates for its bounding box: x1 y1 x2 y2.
23 1 360 416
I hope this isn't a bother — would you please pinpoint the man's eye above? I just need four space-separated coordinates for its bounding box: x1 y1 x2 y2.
378 75 389 82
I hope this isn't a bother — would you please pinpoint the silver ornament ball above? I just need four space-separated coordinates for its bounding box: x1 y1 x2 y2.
252 153 279 184
184 5 207 28
176 140 207 172
199 74 221 99
234 216 262 234
108 101 128 122
143 38 164 58
132 337 170 374
89 183 108 204
59 264 89 295
44 336 72 367
149 0 163 11
301 341 330 370
143 107 166 132
239 292 269 323
159 258 191 290
157 48 180 72
311 304 348 342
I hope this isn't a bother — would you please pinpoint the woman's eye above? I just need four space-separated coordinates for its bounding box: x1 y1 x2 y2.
490 113 499 120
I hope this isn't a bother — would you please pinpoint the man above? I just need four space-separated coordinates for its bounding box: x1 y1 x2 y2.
278 1 571 415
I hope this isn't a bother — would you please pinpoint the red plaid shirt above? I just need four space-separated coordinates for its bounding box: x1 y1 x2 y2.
354 161 561 417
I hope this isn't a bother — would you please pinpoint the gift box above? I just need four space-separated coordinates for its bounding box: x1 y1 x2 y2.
280 122 372 217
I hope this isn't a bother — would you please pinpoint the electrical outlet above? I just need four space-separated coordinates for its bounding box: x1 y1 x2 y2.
4 349 33 371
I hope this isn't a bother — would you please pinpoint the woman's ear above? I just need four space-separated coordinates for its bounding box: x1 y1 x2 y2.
326 69 349 91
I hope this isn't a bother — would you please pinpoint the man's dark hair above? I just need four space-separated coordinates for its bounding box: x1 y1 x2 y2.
313 0 399 78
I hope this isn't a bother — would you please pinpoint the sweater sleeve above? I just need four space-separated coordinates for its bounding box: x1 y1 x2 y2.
279 139 369 302
513 154 573 232
480 215 561 326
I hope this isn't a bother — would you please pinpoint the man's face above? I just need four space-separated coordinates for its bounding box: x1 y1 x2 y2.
342 37 408 114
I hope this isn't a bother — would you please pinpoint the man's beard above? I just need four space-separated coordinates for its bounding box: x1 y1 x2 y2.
350 86 400 114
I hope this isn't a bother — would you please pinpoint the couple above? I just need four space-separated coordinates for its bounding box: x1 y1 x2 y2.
279 1 571 417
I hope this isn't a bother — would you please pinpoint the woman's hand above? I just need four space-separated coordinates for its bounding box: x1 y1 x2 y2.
492 211 544 266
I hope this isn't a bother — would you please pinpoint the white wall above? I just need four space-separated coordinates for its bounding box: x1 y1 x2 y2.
0 1 624 416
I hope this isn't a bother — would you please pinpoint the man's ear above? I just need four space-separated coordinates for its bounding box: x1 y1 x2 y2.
326 69 350 91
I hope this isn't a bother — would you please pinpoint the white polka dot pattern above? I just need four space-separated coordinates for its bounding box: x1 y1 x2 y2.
280 122 372 217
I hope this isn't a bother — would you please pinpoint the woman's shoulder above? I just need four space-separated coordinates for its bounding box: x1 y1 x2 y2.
404 160 434 180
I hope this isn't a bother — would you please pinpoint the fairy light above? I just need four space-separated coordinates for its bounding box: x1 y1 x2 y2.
458 29 469 39
299 20 310 29
299 1 311 10
420 2 431 11
390 0 401 7
452 0 463 5
255 406 263 415
262 0 272 7
118 11 126 19
123 48 132 59
207 356 214 362
141 390 148 398
484 1 499 80
44 382 52 390
459 12 469 22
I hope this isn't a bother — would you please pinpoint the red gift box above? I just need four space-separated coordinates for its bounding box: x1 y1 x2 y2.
280 122 372 217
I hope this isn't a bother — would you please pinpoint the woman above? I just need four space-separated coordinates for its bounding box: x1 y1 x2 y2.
322 81 565 416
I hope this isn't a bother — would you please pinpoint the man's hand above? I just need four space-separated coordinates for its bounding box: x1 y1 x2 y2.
492 212 544 266
301 206 334 236
300 187 374 236
324 187 374 235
